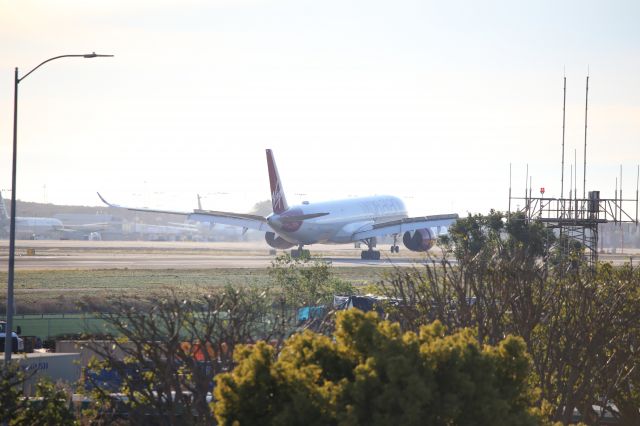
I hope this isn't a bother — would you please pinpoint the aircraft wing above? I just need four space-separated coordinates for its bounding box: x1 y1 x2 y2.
97 192 190 216
188 211 269 232
97 192 269 232
352 214 459 241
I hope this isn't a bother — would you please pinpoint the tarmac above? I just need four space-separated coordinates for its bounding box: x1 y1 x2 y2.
0 240 635 270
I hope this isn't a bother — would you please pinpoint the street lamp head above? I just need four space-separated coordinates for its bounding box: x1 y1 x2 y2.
83 52 114 58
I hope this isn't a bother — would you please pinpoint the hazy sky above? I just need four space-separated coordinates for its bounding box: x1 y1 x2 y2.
0 0 638 216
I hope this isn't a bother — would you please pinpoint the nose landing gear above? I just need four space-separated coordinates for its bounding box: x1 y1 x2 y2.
360 238 381 260
291 245 310 259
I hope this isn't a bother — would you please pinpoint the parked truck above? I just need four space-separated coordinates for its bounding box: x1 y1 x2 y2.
0 320 24 353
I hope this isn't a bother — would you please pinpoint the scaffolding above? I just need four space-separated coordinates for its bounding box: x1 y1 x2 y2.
509 190 638 268
507 75 639 269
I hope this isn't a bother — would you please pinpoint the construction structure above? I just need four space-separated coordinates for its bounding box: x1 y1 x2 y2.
508 75 639 268
509 184 638 268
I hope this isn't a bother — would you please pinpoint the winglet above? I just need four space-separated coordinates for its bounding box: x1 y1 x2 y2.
97 192 119 208
266 149 289 214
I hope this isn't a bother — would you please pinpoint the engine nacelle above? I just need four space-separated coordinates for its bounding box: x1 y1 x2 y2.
403 228 436 252
265 232 295 249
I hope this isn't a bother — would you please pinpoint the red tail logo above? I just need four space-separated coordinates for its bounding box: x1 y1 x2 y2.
266 149 288 214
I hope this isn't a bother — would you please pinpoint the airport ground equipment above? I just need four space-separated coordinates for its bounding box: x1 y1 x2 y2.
10 352 81 395
0 320 24 353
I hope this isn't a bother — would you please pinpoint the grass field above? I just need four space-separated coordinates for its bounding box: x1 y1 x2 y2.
0 265 401 339
0 266 396 315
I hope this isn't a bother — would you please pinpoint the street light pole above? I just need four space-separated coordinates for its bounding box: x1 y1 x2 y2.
3 53 113 365
4 68 19 367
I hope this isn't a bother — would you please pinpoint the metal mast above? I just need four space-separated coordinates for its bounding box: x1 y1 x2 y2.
561 76 567 198
583 73 589 198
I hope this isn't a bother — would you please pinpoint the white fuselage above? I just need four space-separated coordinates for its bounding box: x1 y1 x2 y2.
267 195 407 245
8 217 64 238
0 194 64 238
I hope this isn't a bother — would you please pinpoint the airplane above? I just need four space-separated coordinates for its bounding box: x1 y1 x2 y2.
98 149 459 260
190 194 252 242
0 192 109 240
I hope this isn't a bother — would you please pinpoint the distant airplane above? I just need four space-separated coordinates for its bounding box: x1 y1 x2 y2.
99 149 458 260
0 192 109 240
190 194 251 241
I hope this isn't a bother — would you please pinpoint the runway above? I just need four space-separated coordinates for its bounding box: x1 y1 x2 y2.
0 240 433 270
0 240 633 270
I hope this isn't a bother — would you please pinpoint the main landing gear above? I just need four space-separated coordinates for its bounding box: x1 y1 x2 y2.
390 234 400 254
291 245 311 259
360 238 381 260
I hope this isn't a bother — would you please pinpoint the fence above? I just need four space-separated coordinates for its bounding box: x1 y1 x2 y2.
0 314 108 339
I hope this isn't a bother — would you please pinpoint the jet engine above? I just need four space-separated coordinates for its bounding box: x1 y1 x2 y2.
403 228 436 252
265 232 295 249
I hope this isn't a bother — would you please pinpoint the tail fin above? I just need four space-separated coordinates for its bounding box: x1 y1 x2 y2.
266 149 289 214
0 192 9 222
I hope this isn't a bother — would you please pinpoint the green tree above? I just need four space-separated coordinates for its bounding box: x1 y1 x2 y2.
13 380 77 426
439 210 555 270
1 366 76 426
213 309 542 426
83 286 292 426
383 212 640 424
0 364 25 424
269 253 354 308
